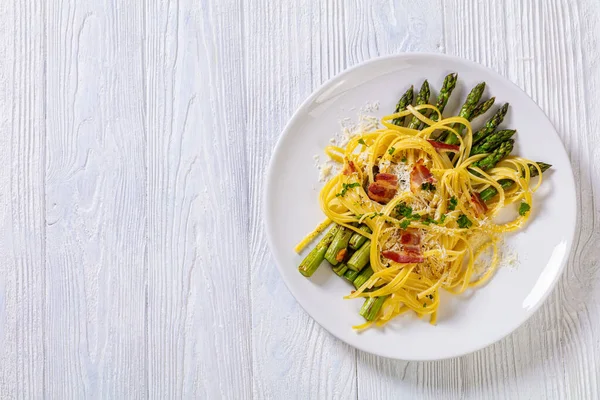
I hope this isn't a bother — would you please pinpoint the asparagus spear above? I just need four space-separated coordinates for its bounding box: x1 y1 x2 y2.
349 225 372 250
479 179 514 202
470 97 496 120
472 103 509 145
472 139 514 171
298 225 340 277
347 240 371 272
324 226 354 265
392 86 414 126
530 162 552 176
360 296 389 321
430 73 458 122
479 162 551 202
332 263 349 277
444 82 486 145
470 129 516 155
353 266 374 289
408 80 430 129
344 268 360 283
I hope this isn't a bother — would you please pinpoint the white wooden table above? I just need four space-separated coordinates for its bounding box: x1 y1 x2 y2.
0 0 598 398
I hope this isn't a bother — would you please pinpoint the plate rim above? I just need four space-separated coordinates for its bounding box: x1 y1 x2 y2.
264 52 577 361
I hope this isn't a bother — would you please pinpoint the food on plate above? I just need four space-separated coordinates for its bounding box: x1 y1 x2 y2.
295 73 552 330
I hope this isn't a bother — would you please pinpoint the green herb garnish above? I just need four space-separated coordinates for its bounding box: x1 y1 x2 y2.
421 217 434 225
388 147 396 155
519 202 531 216
358 138 367 146
399 219 411 229
401 156 407 163
448 196 457 211
395 202 413 218
336 182 361 197
457 214 472 229
439 214 447 224
421 182 436 191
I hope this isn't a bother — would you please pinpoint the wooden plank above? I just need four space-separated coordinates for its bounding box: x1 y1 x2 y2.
144 1 253 397
0 1 46 397
540 0 600 397
244 1 358 398
44 1 147 397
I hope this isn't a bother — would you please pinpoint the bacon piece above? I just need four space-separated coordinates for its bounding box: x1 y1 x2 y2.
427 140 460 152
336 248 347 263
375 173 398 185
470 192 488 215
382 250 424 264
410 160 434 193
400 229 421 253
368 181 397 204
342 160 356 176
367 172 399 204
400 229 420 245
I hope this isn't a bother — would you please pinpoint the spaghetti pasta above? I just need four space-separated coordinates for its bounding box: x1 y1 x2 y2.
299 104 545 329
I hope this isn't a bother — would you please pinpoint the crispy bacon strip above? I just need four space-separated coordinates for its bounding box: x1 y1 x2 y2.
367 173 399 204
367 182 397 204
336 248 347 263
470 192 488 215
427 140 460 152
410 160 434 193
400 229 420 245
375 173 398 184
400 229 421 253
342 160 356 176
382 250 424 264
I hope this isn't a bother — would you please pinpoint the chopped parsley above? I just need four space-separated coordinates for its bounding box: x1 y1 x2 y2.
355 214 364 220
457 214 473 229
336 182 360 197
421 182 436 191
369 212 384 219
421 216 436 226
448 196 458 211
519 202 531 216
401 156 407 163
358 138 367 146
395 202 421 220
421 215 446 226
423 303 427 308
396 202 413 218
394 202 424 229
427 294 434 300
388 147 396 155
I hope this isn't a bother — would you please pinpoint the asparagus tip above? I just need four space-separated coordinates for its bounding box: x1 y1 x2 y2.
538 162 552 173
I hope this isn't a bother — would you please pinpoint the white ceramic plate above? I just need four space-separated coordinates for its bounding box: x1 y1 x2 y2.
264 53 576 360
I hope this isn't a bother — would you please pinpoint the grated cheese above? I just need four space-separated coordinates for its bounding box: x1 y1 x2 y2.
319 163 333 181
393 162 412 193
317 100 380 180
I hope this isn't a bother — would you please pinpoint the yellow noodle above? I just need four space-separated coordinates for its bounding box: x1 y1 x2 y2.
299 105 544 329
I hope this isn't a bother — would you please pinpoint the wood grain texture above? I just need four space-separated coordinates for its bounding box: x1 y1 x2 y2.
0 0 598 398
144 0 252 398
44 1 147 398
245 1 359 399
0 1 46 398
